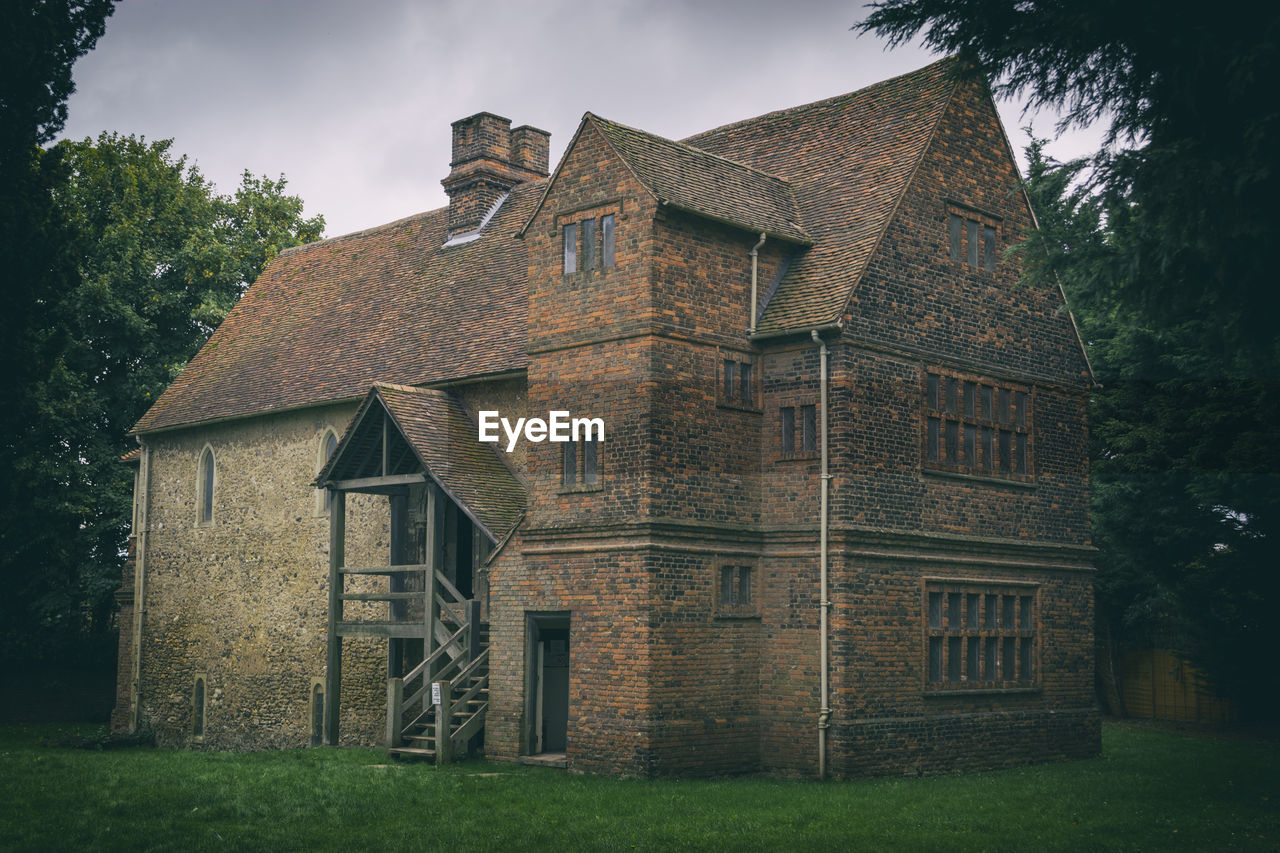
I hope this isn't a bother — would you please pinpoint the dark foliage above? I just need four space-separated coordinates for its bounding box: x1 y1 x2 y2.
1017 139 1279 719
857 0 1280 375
1 14 325 671
858 2 1280 718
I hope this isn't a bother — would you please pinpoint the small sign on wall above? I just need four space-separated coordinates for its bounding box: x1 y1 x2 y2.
431 682 442 706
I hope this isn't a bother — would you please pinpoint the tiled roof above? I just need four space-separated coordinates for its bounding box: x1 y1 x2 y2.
376 384 526 542
587 114 810 244
684 57 960 335
120 448 141 464
320 384 526 542
131 181 543 434
135 59 963 435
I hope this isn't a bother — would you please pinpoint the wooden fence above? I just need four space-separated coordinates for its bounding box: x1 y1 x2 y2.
1120 649 1237 725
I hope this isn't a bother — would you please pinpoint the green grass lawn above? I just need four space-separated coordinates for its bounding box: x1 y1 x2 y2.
0 722 1274 852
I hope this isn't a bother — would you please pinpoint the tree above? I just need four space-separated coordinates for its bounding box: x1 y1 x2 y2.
0 0 118 668
0 134 324 665
1016 138 1279 719
856 3 1279 718
0 0 117 169
857 0 1280 377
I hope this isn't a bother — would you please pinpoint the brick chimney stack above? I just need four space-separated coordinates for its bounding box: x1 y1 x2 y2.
443 112 550 237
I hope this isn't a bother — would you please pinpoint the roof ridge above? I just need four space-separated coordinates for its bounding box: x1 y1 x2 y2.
683 55 958 144
586 112 794 187
278 207 447 257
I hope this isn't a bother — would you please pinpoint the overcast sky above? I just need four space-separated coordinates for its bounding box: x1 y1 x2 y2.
61 0 1105 240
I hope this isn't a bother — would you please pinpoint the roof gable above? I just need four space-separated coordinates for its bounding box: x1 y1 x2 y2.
318 384 526 542
519 114 810 245
586 115 811 244
685 57 960 335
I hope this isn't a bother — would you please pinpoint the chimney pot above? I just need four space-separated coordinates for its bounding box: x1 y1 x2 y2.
442 113 549 237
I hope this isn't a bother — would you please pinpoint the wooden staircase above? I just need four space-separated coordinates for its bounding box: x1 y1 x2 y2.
382 570 489 763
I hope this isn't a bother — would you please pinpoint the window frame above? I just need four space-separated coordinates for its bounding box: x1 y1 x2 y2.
717 350 758 411
309 678 325 747
316 428 339 516
601 213 615 268
196 445 216 526
945 202 1002 273
563 221 578 274
192 673 208 740
559 435 603 493
581 217 597 271
778 397 819 460
558 204 621 277
922 367 1034 484
714 559 759 619
923 578 1040 694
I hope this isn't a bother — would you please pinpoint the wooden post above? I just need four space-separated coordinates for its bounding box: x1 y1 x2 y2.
423 484 438 668
466 599 482 663
324 490 345 746
434 679 453 765
386 677 404 750
388 492 407 678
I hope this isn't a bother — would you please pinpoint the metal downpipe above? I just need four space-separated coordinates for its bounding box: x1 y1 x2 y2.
811 329 831 778
748 234 766 335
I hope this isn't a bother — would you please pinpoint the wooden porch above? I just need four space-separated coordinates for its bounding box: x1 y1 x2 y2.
316 384 525 763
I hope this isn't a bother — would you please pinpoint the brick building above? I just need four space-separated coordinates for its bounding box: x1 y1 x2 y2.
113 58 1099 776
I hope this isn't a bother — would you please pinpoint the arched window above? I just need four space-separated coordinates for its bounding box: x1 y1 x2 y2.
197 447 215 525
318 429 339 515
193 676 206 738
310 681 325 746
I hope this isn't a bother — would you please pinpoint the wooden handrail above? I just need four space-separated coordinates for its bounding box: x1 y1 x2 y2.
454 647 489 685
435 594 465 625
339 591 422 602
449 702 487 750
434 568 465 603
399 620 468 688
386 585 491 762
340 564 429 575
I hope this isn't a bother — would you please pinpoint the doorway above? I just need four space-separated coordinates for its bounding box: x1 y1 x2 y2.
524 613 570 756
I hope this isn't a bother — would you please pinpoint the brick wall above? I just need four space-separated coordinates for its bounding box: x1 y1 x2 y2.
489 118 784 775
750 80 1097 777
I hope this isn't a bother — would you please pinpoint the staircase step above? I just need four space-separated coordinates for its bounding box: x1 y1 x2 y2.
389 746 436 760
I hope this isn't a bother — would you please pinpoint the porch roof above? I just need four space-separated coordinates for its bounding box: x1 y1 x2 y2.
316 383 526 542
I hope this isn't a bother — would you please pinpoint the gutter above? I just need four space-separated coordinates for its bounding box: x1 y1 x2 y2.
810 328 832 779
750 322 841 345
